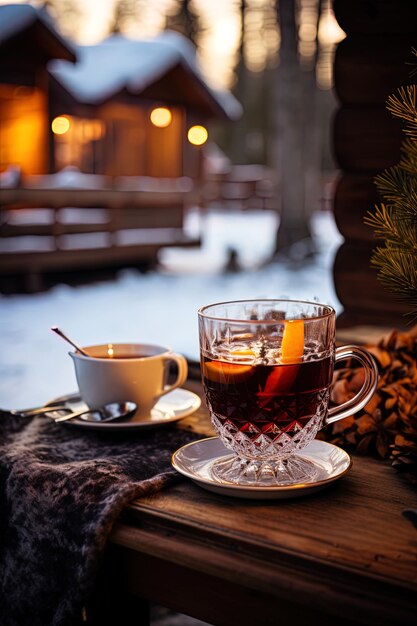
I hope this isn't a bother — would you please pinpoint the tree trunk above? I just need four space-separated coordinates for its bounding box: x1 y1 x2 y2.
230 0 248 164
273 0 314 258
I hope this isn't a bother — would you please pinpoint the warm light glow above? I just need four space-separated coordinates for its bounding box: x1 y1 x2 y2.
52 116 71 135
318 7 346 46
13 85 33 99
150 107 172 128
107 344 114 358
0 84 47 174
82 119 104 141
243 1 279 73
299 23 317 42
187 125 208 146
53 116 106 170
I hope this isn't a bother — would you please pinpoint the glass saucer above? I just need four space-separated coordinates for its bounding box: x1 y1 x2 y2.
172 437 352 500
46 389 201 430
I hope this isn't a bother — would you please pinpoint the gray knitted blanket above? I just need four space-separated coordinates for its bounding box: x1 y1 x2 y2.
0 410 198 626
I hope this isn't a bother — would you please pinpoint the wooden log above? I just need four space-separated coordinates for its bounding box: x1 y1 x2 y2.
333 174 381 242
333 0 417 35
333 242 411 325
334 35 416 105
332 0 417 328
332 107 403 172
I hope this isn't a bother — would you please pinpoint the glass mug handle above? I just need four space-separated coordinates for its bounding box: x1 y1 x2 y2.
326 345 379 425
161 353 188 395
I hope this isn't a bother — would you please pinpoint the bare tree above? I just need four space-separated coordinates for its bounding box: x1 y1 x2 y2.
230 0 248 163
109 0 144 35
40 0 81 39
165 0 202 46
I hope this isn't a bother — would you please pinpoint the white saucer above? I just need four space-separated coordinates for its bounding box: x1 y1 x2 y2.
46 388 201 431
172 437 352 500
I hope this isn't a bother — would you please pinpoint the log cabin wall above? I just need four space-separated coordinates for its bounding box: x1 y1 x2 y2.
0 44 53 176
332 0 417 327
0 83 49 174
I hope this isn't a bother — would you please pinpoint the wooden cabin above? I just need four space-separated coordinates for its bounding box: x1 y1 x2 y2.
0 5 240 180
332 0 417 327
47 31 241 180
0 5 241 291
0 3 76 175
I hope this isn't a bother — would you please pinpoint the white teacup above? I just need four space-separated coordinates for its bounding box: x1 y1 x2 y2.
70 343 188 421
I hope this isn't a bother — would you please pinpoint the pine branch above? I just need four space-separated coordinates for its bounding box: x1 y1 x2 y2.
387 85 417 140
374 167 417 218
366 51 417 319
400 137 417 174
365 204 399 239
371 247 417 316
365 204 417 248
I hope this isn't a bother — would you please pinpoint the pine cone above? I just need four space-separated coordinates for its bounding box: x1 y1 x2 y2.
391 433 417 485
322 327 417 480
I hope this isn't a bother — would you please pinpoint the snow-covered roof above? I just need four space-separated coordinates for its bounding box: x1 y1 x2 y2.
0 4 76 60
0 3 36 43
49 31 242 120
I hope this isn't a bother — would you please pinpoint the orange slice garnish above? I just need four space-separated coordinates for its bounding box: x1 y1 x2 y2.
231 349 255 356
258 319 304 403
203 360 253 384
230 348 256 362
281 319 304 364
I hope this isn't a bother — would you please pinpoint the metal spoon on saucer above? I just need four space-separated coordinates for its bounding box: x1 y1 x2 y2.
50 326 90 356
10 401 137 422
11 403 77 417
53 401 137 423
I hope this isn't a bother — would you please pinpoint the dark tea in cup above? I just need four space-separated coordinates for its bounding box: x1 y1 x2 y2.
96 345 150 360
202 354 333 450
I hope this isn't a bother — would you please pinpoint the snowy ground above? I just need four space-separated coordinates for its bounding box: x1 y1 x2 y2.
0 209 343 409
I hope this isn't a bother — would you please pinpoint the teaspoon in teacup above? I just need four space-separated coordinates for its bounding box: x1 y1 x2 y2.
50 326 90 357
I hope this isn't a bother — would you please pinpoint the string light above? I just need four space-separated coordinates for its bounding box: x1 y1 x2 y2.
187 125 208 146
150 107 172 128
51 116 71 135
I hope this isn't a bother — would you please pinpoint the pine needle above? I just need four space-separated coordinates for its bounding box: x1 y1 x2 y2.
374 167 417 217
387 86 417 140
371 248 417 317
400 137 417 174
409 47 417 78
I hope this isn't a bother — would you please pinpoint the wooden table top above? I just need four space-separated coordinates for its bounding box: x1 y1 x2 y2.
109 376 417 626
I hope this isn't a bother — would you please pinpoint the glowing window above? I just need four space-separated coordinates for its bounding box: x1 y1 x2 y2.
52 116 71 135
150 107 172 128
187 125 208 146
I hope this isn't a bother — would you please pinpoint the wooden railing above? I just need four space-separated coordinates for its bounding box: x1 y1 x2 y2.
201 165 277 211
0 165 278 292
0 184 200 292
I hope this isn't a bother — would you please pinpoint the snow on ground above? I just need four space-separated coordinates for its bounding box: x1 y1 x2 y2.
0 209 343 409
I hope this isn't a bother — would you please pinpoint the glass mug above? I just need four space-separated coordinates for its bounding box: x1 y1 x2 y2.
198 299 378 486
